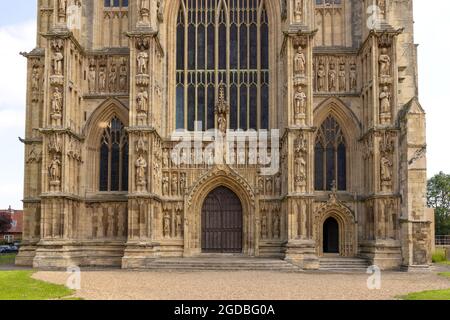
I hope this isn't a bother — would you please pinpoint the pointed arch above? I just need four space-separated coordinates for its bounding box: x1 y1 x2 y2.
314 97 361 192
84 99 129 194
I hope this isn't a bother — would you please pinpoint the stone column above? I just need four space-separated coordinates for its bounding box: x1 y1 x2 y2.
281 0 319 270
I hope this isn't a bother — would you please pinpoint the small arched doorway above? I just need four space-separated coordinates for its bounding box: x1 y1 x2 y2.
201 187 243 253
323 217 339 254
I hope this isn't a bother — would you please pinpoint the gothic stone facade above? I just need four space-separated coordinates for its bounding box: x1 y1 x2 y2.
17 0 432 270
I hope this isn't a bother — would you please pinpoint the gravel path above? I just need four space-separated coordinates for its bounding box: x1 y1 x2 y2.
33 269 450 300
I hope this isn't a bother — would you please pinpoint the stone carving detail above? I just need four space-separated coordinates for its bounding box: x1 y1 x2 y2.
162 172 169 196
136 87 149 125
379 47 391 78
272 205 281 239
58 0 68 23
294 133 307 193
175 207 183 237
86 56 129 94
50 87 63 127
313 55 358 93
294 0 303 23
135 154 148 192
293 85 306 126
260 206 268 239
379 132 395 192
138 0 150 25
215 85 229 134
48 154 62 188
163 210 171 238
379 86 392 124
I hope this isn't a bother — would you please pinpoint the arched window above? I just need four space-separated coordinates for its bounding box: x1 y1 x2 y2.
314 116 346 191
99 117 129 192
176 0 269 131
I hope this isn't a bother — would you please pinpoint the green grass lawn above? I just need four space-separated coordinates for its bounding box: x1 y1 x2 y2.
0 271 75 300
401 272 450 300
0 254 16 265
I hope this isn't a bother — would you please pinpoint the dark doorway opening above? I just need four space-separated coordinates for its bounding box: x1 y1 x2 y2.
323 217 339 254
201 187 243 253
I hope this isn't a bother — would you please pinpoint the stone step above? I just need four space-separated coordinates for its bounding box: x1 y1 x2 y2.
132 258 301 272
319 257 369 272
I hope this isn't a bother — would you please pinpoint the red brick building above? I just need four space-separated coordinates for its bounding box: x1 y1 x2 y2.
0 207 23 243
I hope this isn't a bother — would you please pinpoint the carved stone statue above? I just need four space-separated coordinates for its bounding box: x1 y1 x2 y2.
294 85 307 125
180 173 187 193
176 210 183 237
328 63 337 91
135 154 147 188
379 47 391 77
58 0 67 22
349 63 357 90
98 66 106 92
294 134 307 192
338 63 346 91
162 173 169 195
317 62 326 91
108 63 117 92
275 174 281 194
215 85 229 134
381 155 393 181
273 212 280 239
163 211 171 237
137 51 149 75
294 45 306 76
49 155 61 184
88 65 96 93
139 0 150 23
261 211 268 239
136 88 149 113
53 51 64 76
171 173 178 195
119 63 128 91
294 0 303 23
379 86 391 124
31 67 40 92
51 87 63 126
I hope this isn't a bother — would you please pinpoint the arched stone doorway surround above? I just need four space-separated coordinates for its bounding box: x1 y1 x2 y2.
184 165 257 257
314 194 357 257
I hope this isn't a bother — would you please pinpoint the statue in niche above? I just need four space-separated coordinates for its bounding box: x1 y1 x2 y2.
135 154 147 188
273 211 280 239
163 211 171 237
275 174 281 194
380 155 393 187
180 173 187 193
379 47 391 77
58 0 67 22
53 51 64 76
379 86 391 123
157 0 164 22
51 87 63 126
48 155 61 184
31 67 40 92
162 149 169 168
294 45 306 76
108 63 117 92
171 173 178 195
261 211 268 239
294 0 303 23
293 85 306 125
175 210 183 237
317 62 326 91
137 51 149 75
378 0 387 20
162 173 169 195
338 63 346 91
88 65 96 93
349 63 357 90
215 85 229 135
266 178 273 195
139 0 150 23
119 63 128 91
136 88 149 113
328 62 337 91
258 176 265 195
98 66 106 92
294 134 307 192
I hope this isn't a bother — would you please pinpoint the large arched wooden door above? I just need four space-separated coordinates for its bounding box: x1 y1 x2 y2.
201 187 243 253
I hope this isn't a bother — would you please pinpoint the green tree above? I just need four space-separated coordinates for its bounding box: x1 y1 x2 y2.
427 172 450 235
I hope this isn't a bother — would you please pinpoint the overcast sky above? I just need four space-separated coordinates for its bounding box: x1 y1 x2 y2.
0 0 448 209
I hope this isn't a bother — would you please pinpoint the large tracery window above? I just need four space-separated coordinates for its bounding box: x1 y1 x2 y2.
314 116 347 191
99 117 129 192
176 0 270 131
